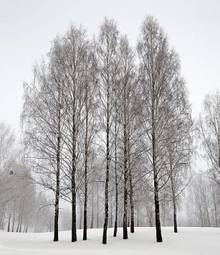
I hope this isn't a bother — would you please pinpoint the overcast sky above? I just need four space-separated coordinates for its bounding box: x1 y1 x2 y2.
1 0 220 134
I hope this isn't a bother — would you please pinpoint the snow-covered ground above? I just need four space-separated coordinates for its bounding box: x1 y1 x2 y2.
0 227 219 255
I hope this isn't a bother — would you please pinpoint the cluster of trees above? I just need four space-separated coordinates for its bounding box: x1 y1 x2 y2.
188 91 220 228
21 16 193 244
2 13 220 247
186 172 220 227
0 123 53 233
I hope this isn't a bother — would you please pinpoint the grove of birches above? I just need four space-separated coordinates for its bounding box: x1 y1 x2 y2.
1 16 220 244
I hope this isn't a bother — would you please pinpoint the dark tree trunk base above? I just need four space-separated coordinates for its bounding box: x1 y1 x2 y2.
123 222 128 239
174 212 178 233
130 221 134 233
113 221 117 237
156 228 163 242
102 223 107 244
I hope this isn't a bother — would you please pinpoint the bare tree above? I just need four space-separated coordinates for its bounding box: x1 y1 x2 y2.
96 18 120 244
83 50 97 241
137 16 184 242
199 91 220 185
165 79 193 232
117 36 136 239
50 26 94 242
113 80 119 237
22 51 64 241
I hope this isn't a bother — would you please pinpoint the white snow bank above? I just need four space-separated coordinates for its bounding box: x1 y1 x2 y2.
0 227 219 255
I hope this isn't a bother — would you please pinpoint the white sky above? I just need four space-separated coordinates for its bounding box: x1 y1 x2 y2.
1 0 220 134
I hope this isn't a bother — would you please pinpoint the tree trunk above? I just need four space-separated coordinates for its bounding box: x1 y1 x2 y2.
123 160 128 240
173 199 177 233
152 101 162 242
54 83 61 242
7 215 11 232
129 170 134 233
128 137 134 233
154 180 162 242
54 131 60 241
102 153 109 244
170 172 178 233
113 148 118 237
102 82 110 245
123 82 128 240
113 92 118 237
16 223 19 232
83 84 89 241
12 214 15 232
71 86 77 242
71 178 77 242
113 183 118 236
71 148 77 242
79 203 82 229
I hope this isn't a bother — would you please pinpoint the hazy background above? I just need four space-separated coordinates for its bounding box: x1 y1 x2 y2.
1 0 220 134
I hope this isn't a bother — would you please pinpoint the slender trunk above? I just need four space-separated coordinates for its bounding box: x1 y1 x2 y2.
113 148 118 236
173 198 177 233
123 159 128 240
54 131 60 241
54 84 61 242
113 91 118 237
7 214 11 232
102 142 109 244
16 224 19 232
152 94 162 242
129 169 134 233
71 98 77 242
154 177 162 242
71 175 77 242
12 213 15 232
102 82 110 245
128 136 134 233
83 84 89 241
113 183 118 236
19 214 23 232
123 82 128 240
79 202 82 229
71 138 77 242
110 197 113 227
170 172 178 233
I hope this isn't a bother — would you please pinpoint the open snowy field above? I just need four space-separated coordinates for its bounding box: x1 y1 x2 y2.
0 227 219 255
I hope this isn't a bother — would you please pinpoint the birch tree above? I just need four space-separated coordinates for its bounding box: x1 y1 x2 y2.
137 16 184 242
199 91 220 184
22 52 64 241
166 78 193 232
96 18 120 244
118 36 136 239
50 26 96 242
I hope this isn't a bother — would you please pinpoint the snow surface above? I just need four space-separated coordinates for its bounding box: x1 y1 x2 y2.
0 227 219 255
